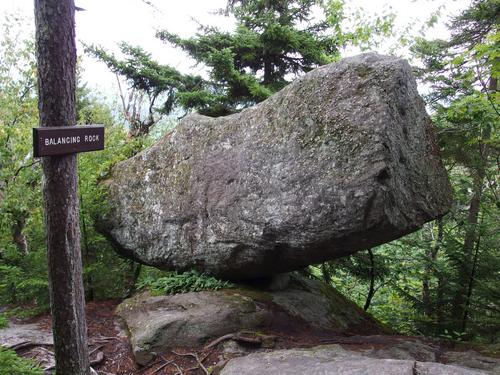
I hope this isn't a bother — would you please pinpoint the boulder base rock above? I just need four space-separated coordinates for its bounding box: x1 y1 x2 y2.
264 274 389 333
116 290 269 365
116 276 389 365
100 53 451 279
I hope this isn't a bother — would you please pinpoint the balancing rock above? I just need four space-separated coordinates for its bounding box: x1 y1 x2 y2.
99 53 451 279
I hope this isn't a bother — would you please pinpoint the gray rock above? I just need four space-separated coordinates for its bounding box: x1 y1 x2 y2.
220 345 488 375
345 337 499 374
0 321 53 348
117 276 388 365
444 350 500 374
365 338 438 362
99 53 451 279
417 362 488 375
222 340 249 355
269 275 388 333
364 338 500 374
115 290 270 365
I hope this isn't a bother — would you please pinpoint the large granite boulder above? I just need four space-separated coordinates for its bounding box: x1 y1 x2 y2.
99 53 451 279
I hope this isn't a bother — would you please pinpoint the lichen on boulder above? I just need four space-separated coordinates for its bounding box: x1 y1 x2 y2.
99 53 451 280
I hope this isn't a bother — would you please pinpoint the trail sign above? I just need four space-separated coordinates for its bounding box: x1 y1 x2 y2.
33 125 104 157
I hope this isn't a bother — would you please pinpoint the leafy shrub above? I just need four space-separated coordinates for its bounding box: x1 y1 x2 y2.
0 260 50 314
0 348 43 375
0 313 7 328
139 270 233 295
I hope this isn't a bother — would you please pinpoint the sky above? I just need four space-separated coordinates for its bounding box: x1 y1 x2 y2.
0 0 471 100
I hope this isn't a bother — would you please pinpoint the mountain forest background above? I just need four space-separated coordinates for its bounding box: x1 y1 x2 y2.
0 0 498 368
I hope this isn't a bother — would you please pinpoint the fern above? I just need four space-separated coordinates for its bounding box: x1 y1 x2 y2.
0 313 7 328
141 270 233 295
0 348 43 375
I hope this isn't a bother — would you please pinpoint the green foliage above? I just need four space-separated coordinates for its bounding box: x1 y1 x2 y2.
409 0 499 340
89 0 395 117
319 242 430 335
0 13 46 311
138 270 233 296
0 14 153 310
0 348 43 375
324 0 395 51
85 42 201 118
76 91 151 300
0 313 8 328
155 0 341 115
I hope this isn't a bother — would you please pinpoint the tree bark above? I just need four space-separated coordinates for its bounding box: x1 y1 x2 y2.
80 195 94 301
450 76 494 333
11 214 28 255
451 168 484 332
462 230 482 332
34 0 90 374
320 263 332 284
364 248 375 311
262 0 273 85
422 219 443 319
125 261 142 298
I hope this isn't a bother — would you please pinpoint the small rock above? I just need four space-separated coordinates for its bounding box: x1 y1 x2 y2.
222 340 248 354
416 362 487 375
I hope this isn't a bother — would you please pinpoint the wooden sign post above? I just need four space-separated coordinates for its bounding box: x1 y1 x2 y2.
34 0 101 374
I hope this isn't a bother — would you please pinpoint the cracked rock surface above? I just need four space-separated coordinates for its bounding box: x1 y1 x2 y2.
99 53 451 279
220 345 492 375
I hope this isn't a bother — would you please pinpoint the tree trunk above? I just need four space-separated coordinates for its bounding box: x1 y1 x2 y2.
262 0 273 85
364 249 375 311
80 196 94 301
263 57 273 85
451 151 485 333
422 218 443 319
34 0 90 373
11 214 28 255
450 74 495 334
125 261 142 298
321 263 332 284
462 231 482 332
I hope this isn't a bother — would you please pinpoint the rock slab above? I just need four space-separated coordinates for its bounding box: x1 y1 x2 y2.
100 53 451 279
0 321 53 348
220 345 490 375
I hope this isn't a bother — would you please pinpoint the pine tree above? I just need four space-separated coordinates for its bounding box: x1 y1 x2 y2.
88 0 394 118
156 0 341 116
